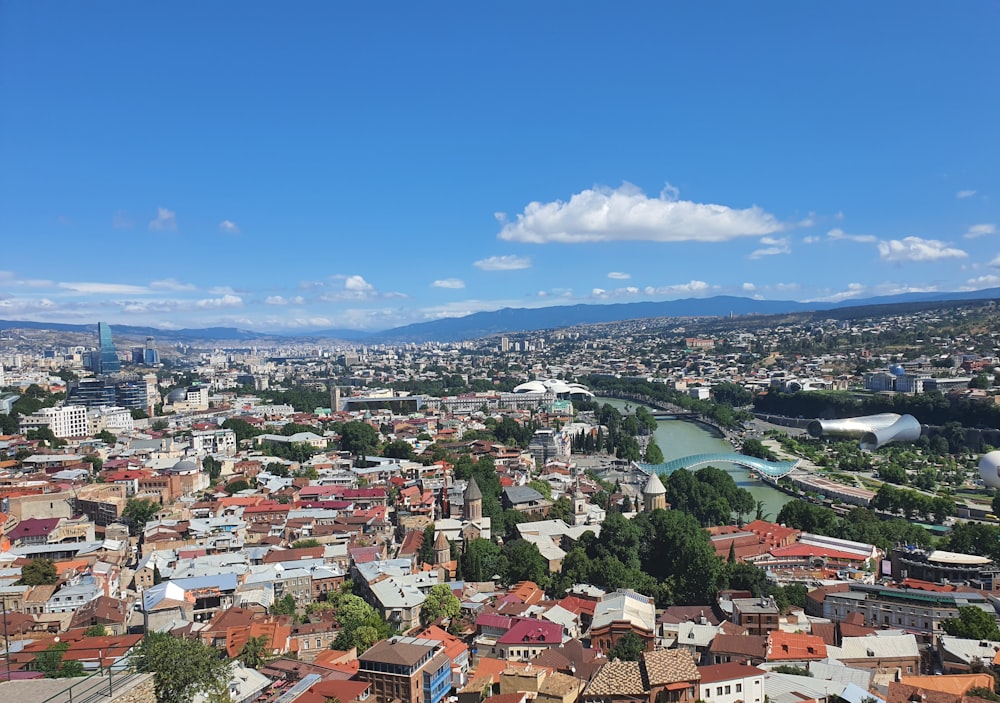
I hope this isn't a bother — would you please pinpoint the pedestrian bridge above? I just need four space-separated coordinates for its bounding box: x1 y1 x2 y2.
637 452 800 479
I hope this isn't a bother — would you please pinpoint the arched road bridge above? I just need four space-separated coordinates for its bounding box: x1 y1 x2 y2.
637 452 800 479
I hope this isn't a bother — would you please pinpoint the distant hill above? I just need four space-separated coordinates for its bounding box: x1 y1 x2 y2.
3 286 1000 345
0 320 270 343
365 287 1000 342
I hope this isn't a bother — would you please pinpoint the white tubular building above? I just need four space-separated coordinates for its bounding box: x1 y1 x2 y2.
807 413 921 450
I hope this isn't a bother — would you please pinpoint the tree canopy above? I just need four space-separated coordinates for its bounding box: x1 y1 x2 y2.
135 632 232 703
17 558 58 585
941 606 1000 640
421 583 461 626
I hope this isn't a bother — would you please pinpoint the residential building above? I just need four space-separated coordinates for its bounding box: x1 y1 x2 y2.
589 588 656 654
19 405 89 438
697 663 765 703
826 634 921 685
731 597 780 637
820 582 995 643
357 636 451 703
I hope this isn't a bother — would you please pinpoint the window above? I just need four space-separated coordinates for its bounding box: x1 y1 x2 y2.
718 687 723 696
736 684 742 693
725 686 732 694
907 667 913 674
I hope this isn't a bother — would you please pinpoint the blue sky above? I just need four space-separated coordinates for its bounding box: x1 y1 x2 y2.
1 2 998 332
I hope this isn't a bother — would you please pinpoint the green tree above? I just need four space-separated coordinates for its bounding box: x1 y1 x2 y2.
383 439 417 461
202 455 222 481
527 480 552 500
726 562 768 597
461 538 506 582
644 439 664 464
135 632 232 703
941 606 1000 640
17 558 58 585
222 418 262 444
37 641 85 678
292 538 322 549
239 635 270 669
95 429 117 444
418 525 437 565
772 665 812 677
339 421 380 460
421 583 461 627
501 540 548 586
608 632 646 661
225 479 251 495
331 594 391 653
271 593 296 617
83 624 107 637
122 498 160 536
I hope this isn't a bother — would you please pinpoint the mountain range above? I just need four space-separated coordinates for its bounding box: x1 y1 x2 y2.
2 287 1000 345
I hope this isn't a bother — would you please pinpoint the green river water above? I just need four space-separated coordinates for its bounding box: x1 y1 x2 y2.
598 397 792 519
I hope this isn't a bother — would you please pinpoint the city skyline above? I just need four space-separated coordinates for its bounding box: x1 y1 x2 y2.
1 2 998 331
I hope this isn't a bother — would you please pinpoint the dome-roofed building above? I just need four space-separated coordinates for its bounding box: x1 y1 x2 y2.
165 458 199 475
980 451 1000 489
511 379 594 398
642 472 667 512
165 387 188 404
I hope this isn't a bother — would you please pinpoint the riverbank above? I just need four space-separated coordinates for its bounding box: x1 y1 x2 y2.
597 396 793 517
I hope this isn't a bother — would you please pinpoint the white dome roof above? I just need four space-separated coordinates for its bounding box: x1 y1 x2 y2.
511 378 594 397
980 451 1000 489
512 381 548 394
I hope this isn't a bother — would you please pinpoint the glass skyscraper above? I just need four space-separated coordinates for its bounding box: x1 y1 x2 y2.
97 321 121 374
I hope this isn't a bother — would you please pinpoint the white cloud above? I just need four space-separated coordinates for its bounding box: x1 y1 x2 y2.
344 275 374 292
497 182 784 244
148 207 177 231
195 294 243 309
265 295 305 306
219 220 240 234
877 236 968 262
592 288 607 298
967 274 1000 287
58 282 150 295
321 275 405 302
809 283 867 303
802 235 821 244
957 190 977 199
607 272 631 280
964 223 996 239
643 280 712 296
749 236 791 259
432 278 466 289
773 282 801 291
473 255 532 271
150 278 197 292
742 282 756 291
827 227 877 243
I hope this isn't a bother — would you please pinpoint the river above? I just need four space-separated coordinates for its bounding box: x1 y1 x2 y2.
598 397 792 520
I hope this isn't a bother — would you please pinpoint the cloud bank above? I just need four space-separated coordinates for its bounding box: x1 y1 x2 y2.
497 182 783 244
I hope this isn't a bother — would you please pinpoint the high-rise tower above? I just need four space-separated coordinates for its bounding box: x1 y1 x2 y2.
96 322 121 374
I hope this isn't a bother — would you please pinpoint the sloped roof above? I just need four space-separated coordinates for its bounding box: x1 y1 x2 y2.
584 661 645 697
642 472 666 496
464 476 482 501
642 649 700 686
